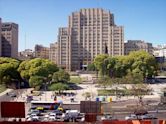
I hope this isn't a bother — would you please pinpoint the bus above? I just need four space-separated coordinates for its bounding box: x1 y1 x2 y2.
30 100 61 110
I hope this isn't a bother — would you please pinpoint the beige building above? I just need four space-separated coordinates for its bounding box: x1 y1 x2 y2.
0 18 1 56
124 40 153 55
56 8 124 71
49 42 58 64
18 49 35 60
1 22 18 58
35 44 49 59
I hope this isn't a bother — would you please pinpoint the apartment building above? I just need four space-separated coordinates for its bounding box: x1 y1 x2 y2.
35 45 49 59
49 42 59 64
55 8 124 71
0 18 1 56
124 40 153 55
1 22 18 58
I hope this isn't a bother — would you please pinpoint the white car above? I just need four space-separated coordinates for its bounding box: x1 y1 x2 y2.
44 114 49 118
49 112 56 116
26 113 37 120
101 114 117 121
48 116 56 121
26 115 39 121
125 114 138 120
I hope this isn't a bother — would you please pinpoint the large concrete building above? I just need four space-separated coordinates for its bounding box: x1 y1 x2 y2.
124 40 153 55
49 42 58 64
35 44 49 59
55 8 124 71
0 18 1 57
1 22 18 58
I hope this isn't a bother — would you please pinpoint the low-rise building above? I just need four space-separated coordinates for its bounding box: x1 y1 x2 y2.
18 49 35 60
153 45 166 57
35 44 49 59
124 40 153 55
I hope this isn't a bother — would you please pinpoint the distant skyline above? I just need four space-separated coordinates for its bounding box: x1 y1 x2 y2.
0 0 166 51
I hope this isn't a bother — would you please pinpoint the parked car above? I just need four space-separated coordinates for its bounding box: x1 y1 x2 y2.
31 110 41 116
125 114 138 120
101 114 117 121
75 113 85 122
48 116 56 121
49 112 56 116
26 115 39 122
8 92 17 97
140 114 157 120
63 110 80 122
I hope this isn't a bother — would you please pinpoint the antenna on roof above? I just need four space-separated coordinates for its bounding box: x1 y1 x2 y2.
24 33 26 50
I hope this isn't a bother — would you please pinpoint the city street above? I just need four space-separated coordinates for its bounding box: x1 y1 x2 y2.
1 76 166 121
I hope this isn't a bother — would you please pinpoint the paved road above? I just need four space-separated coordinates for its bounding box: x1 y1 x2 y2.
112 111 166 120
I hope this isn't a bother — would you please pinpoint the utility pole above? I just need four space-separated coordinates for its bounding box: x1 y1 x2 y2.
24 33 26 50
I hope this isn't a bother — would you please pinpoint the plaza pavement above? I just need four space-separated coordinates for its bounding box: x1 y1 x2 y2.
1 83 166 104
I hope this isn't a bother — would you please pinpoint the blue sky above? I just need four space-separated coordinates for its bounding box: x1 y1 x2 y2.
0 0 166 51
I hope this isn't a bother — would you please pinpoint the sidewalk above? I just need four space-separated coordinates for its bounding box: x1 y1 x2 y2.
0 89 13 97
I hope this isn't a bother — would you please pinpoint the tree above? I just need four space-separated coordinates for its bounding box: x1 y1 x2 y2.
87 63 96 71
94 51 157 79
97 76 112 89
94 54 108 76
82 92 91 100
48 83 69 94
0 57 21 87
52 69 70 83
18 58 59 89
124 72 144 84
29 76 44 90
129 50 157 78
131 83 151 106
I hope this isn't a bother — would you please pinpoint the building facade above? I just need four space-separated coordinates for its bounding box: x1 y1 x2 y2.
124 40 153 55
49 42 58 64
35 44 49 59
1 22 18 58
56 8 124 71
0 18 1 56
18 49 35 60
153 45 166 57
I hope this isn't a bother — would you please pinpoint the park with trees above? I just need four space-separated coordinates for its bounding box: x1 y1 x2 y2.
90 50 158 104
0 57 70 92
0 50 160 95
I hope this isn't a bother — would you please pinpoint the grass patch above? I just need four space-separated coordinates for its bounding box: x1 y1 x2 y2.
70 76 82 84
0 84 6 93
98 89 124 96
98 89 151 96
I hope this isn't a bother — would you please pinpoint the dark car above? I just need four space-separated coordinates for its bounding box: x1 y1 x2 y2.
140 114 158 120
63 113 78 122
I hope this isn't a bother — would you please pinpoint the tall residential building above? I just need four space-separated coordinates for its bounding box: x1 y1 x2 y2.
56 8 124 71
1 22 18 58
49 42 58 64
0 18 1 56
124 40 153 55
35 44 49 59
